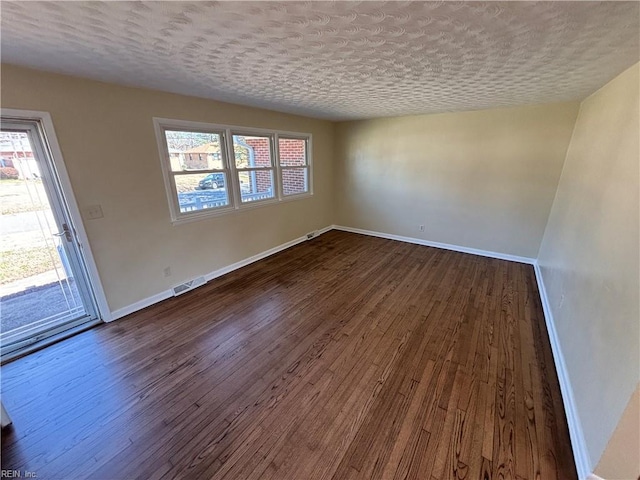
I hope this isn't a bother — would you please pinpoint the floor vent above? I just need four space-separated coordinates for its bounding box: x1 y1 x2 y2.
172 276 206 296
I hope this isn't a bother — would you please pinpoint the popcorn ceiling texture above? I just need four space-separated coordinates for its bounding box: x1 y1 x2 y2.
1 1 638 120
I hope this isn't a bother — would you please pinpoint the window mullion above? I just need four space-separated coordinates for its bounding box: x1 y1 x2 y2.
274 133 283 200
223 128 241 210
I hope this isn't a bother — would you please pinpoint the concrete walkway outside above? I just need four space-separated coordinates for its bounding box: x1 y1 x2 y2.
1 273 82 333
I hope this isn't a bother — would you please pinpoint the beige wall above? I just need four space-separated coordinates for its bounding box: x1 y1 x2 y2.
334 102 579 258
595 384 640 479
538 63 640 477
0 64 334 313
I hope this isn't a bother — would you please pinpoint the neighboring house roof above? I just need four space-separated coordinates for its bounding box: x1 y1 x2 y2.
183 143 220 154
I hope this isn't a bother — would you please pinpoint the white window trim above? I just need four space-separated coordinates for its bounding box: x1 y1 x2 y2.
153 118 313 225
159 125 235 221
229 130 278 206
277 134 313 199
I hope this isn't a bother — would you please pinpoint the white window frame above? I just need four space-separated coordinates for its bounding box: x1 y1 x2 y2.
158 124 235 222
277 135 312 198
153 118 313 225
230 131 278 206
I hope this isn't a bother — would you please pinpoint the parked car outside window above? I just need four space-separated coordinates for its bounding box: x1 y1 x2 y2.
197 173 225 190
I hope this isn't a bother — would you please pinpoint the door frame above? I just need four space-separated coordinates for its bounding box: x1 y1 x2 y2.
1 108 111 325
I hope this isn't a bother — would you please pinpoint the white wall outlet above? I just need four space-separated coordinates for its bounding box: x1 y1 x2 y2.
419 225 425 232
163 267 172 277
86 204 104 219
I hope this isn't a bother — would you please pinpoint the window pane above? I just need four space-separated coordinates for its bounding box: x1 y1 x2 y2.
233 135 272 168
174 173 229 213
282 168 309 196
165 130 223 171
278 138 307 166
239 169 275 203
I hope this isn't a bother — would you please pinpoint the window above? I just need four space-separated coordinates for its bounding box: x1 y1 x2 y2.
162 129 231 217
154 119 312 224
278 137 310 196
232 134 276 203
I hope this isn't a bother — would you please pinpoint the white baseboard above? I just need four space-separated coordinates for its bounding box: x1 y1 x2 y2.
109 290 173 322
586 475 605 480
332 225 536 265
110 224 532 322
109 225 333 321
533 262 592 480
203 224 333 284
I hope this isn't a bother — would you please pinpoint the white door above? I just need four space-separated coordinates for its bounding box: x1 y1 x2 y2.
1 117 102 358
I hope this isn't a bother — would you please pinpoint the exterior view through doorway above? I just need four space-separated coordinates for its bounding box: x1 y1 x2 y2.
1 113 103 360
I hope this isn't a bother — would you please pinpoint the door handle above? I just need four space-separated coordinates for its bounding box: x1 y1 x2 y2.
53 223 73 242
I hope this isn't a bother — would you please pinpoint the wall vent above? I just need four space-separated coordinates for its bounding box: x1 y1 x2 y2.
307 231 317 240
172 276 206 296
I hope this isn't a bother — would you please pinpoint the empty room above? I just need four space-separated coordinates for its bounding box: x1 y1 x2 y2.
0 2 638 479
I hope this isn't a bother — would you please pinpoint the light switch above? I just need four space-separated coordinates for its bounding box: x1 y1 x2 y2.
86 204 104 219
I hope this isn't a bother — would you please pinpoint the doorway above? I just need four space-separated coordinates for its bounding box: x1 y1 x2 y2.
1 116 102 359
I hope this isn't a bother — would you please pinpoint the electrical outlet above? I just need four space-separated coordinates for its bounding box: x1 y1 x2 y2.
86 204 104 219
163 267 172 277
419 225 425 232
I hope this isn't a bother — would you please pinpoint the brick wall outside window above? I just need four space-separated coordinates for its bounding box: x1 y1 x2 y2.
282 168 307 195
245 137 272 192
279 138 308 195
237 137 308 196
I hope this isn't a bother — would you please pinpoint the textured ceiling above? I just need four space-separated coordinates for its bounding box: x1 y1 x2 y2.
1 1 638 120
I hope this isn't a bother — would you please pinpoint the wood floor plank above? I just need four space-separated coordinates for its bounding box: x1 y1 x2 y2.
1 231 577 480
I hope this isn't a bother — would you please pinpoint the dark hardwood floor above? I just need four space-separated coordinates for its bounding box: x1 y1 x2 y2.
1 231 577 480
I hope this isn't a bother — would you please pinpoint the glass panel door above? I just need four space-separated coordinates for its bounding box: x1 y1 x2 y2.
1 121 99 356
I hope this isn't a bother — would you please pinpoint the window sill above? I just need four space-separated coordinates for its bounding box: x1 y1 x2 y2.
171 192 313 226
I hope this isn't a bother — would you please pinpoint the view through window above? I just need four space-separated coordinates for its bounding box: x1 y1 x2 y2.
156 120 312 222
